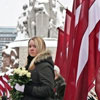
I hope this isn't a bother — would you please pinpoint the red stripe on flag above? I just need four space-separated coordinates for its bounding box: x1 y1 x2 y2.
54 27 68 79
94 21 100 100
63 9 75 100
65 0 89 100
55 28 64 67
0 75 12 98
64 9 75 82
75 21 100 100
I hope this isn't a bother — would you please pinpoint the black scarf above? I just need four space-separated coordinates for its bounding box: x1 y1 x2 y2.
25 55 34 70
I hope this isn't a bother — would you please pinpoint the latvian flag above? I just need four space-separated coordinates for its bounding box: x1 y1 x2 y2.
0 75 12 98
64 0 100 100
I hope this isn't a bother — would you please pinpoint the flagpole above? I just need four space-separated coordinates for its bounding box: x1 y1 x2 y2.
57 0 66 10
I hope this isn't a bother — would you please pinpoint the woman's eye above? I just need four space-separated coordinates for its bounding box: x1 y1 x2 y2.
29 45 36 48
29 45 31 48
33 45 36 48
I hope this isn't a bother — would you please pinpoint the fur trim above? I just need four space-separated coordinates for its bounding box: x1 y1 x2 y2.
34 50 52 63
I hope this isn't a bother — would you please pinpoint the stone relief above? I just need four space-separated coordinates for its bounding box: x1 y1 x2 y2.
1 47 19 73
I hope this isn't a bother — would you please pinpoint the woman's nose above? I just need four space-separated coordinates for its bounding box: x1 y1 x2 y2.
30 47 35 50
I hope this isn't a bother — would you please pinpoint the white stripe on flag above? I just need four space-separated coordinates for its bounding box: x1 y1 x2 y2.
75 4 81 26
76 0 100 84
98 29 100 51
0 81 5 88
6 89 10 98
2 77 8 83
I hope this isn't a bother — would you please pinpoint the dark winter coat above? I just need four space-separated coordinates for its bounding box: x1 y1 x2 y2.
52 76 66 100
22 51 54 100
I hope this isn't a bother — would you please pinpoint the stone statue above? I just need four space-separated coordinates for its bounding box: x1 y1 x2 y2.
1 48 19 73
16 4 29 40
27 0 36 37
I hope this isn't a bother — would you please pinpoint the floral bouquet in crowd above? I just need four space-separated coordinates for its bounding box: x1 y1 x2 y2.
0 96 1 100
9 67 31 100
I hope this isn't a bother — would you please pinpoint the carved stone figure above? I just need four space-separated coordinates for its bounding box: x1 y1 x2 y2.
16 4 29 40
1 48 19 72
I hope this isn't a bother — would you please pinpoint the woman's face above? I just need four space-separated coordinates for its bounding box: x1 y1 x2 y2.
28 40 38 57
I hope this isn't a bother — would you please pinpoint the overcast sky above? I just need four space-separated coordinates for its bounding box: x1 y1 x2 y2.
0 0 29 27
0 0 73 27
58 0 73 10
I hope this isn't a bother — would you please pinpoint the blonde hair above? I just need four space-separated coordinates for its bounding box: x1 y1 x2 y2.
28 37 46 70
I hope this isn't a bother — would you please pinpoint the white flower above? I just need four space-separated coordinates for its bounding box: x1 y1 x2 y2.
22 67 26 70
9 67 31 100
27 72 31 78
13 67 31 77
22 70 28 76
19 72 23 76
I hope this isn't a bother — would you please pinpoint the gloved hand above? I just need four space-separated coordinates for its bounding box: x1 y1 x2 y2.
24 84 33 94
15 83 25 92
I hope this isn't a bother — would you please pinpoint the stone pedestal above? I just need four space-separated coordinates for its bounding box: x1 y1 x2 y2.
19 47 28 67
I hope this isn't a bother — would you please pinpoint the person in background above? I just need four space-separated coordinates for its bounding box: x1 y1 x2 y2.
52 65 66 100
15 37 54 100
2 92 7 100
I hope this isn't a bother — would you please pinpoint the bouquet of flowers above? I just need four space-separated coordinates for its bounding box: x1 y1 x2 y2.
0 96 1 100
9 67 31 100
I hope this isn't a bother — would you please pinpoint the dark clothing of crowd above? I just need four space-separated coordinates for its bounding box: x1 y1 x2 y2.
52 76 66 100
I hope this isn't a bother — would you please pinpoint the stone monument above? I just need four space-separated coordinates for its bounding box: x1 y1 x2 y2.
1 0 66 69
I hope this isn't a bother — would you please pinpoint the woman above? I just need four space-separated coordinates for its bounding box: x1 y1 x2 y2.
15 37 54 100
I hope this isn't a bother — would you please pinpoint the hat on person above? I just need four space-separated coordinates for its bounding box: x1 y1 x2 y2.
54 65 60 74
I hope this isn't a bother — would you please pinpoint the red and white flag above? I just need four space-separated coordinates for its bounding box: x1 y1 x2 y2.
55 28 64 75
55 9 75 79
63 9 75 100
0 75 12 98
65 0 100 100
94 21 100 99
64 9 75 82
